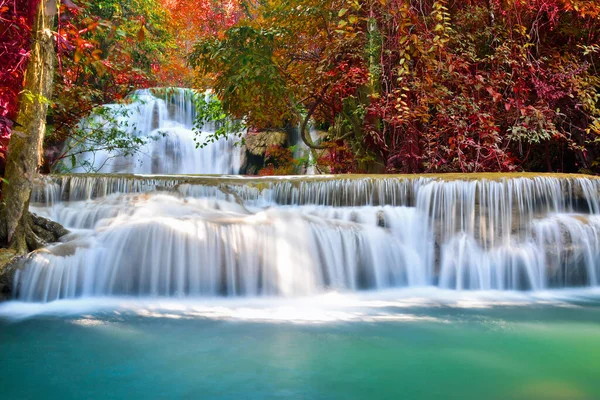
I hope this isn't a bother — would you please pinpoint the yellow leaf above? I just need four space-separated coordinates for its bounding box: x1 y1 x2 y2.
92 49 102 61
74 49 83 64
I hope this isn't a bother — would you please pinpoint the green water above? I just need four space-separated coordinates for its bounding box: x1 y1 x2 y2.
1 292 600 400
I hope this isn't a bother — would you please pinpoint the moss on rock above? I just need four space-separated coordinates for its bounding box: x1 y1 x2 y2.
0 249 20 301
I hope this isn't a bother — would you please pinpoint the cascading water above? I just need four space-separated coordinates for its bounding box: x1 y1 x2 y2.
69 88 242 174
3 76 600 400
292 125 321 174
16 174 600 302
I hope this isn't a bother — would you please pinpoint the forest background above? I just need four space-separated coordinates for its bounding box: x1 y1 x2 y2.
2 0 600 176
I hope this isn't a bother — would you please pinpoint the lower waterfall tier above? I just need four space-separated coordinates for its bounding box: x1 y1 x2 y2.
16 174 600 302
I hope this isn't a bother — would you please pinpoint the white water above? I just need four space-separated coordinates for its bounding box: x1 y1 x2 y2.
293 125 321 174
4 287 600 322
16 174 600 302
70 88 242 174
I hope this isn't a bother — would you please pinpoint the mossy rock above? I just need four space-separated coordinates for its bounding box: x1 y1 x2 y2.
0 249 20 301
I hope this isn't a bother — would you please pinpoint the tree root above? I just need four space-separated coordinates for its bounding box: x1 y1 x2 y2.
1 205 69 253
0 207 69 300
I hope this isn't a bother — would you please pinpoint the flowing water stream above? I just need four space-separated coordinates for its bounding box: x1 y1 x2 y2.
2 90 600 399
16 173 600 301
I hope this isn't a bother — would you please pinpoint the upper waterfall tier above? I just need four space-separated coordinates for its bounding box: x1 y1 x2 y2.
69 88 242 175
17 173 600 301
34 173 600 209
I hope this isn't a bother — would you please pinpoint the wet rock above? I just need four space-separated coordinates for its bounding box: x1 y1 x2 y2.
38 237 90 257
377 210 386 227
31 213 70 242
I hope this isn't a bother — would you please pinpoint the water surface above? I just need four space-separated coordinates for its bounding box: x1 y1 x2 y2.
1 290 599 400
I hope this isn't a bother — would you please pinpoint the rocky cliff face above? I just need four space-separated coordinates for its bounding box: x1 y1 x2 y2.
244 130 287 157
240 130 289 174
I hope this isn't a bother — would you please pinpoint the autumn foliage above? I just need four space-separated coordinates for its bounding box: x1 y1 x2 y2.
157 0 242 87
0 0 38 172
3 0 600 175
48 0 169 145
364 0 600 172
190 0 600 174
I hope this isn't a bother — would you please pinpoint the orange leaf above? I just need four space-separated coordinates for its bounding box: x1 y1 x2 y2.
91 49 102 60
73 49 83 63
137 27 145 42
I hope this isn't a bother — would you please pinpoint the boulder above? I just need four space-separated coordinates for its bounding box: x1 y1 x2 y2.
245 130 287 156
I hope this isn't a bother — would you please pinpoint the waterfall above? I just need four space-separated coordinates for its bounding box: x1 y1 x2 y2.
292 125 321 174
16 174 600 302
68 88 242 174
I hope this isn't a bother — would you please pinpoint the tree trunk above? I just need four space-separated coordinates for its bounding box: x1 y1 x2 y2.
2 0 56 253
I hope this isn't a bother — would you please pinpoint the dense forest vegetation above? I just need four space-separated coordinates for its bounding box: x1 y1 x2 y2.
1 0 600 178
